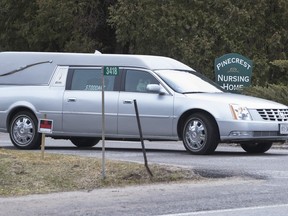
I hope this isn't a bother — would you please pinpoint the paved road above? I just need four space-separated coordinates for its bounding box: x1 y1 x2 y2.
1 133 288 216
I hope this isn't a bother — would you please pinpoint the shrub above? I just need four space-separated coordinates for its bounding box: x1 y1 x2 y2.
242 84 288 106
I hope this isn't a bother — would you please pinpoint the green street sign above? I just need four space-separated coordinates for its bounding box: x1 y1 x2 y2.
103 66 119 76
214 53 253 92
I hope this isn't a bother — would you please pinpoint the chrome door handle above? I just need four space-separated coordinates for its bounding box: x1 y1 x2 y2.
67 98 76 102
123 100 133 104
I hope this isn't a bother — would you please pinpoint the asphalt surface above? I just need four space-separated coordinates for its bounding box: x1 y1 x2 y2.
1 133 288 216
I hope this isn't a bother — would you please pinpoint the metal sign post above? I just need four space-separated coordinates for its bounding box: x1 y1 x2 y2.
101 67 105 179
101 66 119 179
133 100 153 177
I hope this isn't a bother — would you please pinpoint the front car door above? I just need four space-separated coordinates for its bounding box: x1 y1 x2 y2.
118 69 174 139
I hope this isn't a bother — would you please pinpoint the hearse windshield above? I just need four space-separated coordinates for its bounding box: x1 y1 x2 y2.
155 70 223 94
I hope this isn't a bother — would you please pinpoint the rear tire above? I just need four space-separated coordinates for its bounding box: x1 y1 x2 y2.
9 111 41 149
240 142 272 153
182 113 219 155
70 137 100 148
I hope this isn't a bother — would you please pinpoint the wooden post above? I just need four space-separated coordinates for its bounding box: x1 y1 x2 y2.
40 114 47 160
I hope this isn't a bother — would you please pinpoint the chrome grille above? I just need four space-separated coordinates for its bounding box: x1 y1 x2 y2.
257 109 288 122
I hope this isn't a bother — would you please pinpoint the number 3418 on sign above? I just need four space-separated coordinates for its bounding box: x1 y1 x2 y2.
103 66 119 76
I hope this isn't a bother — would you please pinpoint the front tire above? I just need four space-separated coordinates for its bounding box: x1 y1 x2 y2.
9 111 41 149
240 142 272 154
182 113 219 155
70 137 100 148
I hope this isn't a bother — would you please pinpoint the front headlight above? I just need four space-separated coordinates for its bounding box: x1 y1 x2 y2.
230 104 252 121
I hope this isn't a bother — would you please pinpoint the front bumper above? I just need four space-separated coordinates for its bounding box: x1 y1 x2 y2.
218 119 288 142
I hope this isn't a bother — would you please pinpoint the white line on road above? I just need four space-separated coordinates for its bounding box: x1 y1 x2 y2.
158 203 288 216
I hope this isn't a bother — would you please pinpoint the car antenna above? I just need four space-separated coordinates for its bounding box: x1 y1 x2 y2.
0 60 53 77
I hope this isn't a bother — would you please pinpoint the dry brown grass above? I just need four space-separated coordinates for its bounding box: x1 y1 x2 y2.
0 148 203 197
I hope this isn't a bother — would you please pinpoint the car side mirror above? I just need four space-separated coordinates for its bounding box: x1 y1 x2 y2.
146 84 166 95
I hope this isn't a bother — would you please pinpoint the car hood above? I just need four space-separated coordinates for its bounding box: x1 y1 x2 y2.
184 92 287 109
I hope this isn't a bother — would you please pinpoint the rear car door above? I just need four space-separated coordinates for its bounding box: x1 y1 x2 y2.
63 67 119 136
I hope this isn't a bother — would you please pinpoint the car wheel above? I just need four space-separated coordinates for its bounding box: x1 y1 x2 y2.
182 113 219 155
240 142 272 153
9 111 41 149
70 137 100 148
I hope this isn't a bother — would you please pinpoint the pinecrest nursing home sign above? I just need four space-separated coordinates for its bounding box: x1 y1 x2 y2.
214 53 253 92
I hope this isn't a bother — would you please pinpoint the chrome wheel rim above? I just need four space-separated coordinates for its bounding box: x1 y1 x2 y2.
184 119 207 150
11 116 35 146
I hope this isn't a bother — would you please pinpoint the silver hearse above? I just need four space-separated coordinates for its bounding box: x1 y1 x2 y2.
0 51 288 154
